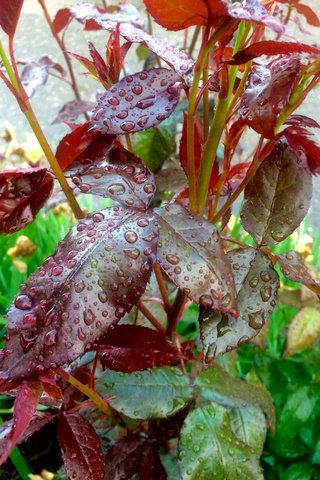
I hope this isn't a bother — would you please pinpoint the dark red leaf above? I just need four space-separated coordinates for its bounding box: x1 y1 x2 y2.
296 3 320 27
240 58 301 138
65 140 156 209
52 7 73 34
0 168 53 234
105 435 147 480
277 251 320 293
0 207 158 388
91 68 181 135
282 126 320 175
229 40 320 64
55 122 102 171
0 0 23 37
88 41 110 84
155 202 236 314
52 100 94 125
92 324 179 372
106 25 131 84
0 411 53 460
57 412 104 480
284 115 320 129
0 380 43 464
199 248 279 360
240 140 312 245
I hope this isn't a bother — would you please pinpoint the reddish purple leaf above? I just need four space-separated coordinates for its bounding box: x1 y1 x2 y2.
52 7 73 33
65 140 156 209
229 40 320 64
284 115 320 129
70 2 145 30
21 56 66 98
106 27 132 84
55 122 103 171
105 435 166 480
69 7 194 78
92 324 179 372
240 141 312 245
282 126 320 175
0 0 23 37
0 380 43 465
277 251 320 293
57 412 104 480
0 411 53 460
52 100 94 125
0 167 53 234
240 58 301 138
91 68 181 135
0 207 158 388
200 248 279 360
88 41 110 84
155 202 236 314
228 0 286 33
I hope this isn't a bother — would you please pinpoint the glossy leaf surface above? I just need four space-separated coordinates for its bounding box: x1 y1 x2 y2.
195 365 275 429
21 56 65 98
283 126 320 175
57 412 104 480
277 251 320 294
52 7 73 33
229 406 267 456
0 381 43 464
97 366 192 419
93 324 179 372
241 141 312 245
155 202 236 314
199 248 279 359
0 207 158 388
91 68 181 135
240 59 300 138
0 168 53 234
178 404 263 479
0 0 23 37
65 141 156 209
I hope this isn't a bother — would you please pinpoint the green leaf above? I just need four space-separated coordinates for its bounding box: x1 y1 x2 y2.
284 462 313 480
134 117 177 171
178 404 263 480
96 366 192 419
229 406 267 456
195 365 275 430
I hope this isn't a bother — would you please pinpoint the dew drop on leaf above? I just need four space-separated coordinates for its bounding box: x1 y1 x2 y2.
165 254 180 265
14 295 33 310
124 231 138 243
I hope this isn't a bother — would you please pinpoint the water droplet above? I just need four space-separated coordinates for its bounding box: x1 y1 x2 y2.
199 294 213 309
204 343 217 363
137 218 149 228
66 259 77 269
260 286 272 302
19 332 36 352
233 263 240 270
132 84 143 94
228 447 235 456
124 248 140 259
166 254 180 265
15 294 33 310
77 223 86 232
83 309 96 326
77 327 86 341
271 230 285 242
107 96 119 106
137 116 148 128
124 231 138 243
143 183 155 193
22 313 37 326
120 121 135 132
107 183 125 196
260 271 270 282
74 280 85 293
126 75 133 83
193 445 200 453
61 312 69 321
92 212 104 222
136 99 154 109
98 291 108 303
139 72 148 80
221 293 232 307
286 253 293 260
44 329 56 346
238 335 249 346
115 306 125 318
248 312 265 329
249 277 259 288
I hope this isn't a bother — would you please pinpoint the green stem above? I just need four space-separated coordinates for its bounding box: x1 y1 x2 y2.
56 367 112 416
212 137 272 223
188 26 201 57
24 103 84 219
125 133 133 152
0 40 21 92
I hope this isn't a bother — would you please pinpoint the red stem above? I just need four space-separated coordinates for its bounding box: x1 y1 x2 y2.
136 299 166 335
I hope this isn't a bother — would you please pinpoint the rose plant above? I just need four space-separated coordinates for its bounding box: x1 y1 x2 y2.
0 0 320 478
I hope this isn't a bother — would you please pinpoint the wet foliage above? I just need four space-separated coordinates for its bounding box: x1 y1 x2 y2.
0 0 319 478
